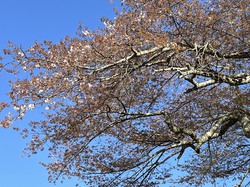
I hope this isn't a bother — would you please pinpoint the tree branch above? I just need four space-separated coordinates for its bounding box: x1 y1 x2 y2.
196 113 240 151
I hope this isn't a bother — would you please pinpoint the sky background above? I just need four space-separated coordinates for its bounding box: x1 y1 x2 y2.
0 1 246 187
0 1 118 187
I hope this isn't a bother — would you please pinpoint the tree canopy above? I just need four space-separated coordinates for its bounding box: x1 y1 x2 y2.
1 0 250 186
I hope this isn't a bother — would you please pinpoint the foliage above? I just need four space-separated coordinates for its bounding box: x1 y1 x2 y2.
1 0 250 186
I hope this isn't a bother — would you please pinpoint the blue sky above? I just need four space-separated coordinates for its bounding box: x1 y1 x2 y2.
0 1 118 187
0 1 245 187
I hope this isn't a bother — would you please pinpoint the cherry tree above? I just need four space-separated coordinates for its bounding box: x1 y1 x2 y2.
1 0 250 186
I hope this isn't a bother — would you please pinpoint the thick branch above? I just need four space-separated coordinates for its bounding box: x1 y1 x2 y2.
207 50 250 59
196 113 240 151
241 115 250 138
180 69 250 85
92 46 172 74
162 111 199 142
185 79 217 93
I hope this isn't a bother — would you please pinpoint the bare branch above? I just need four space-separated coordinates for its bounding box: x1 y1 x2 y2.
196 113 240 151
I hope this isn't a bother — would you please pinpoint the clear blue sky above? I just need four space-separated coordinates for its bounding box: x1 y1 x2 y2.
0 1 118 187
0 1 244 187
